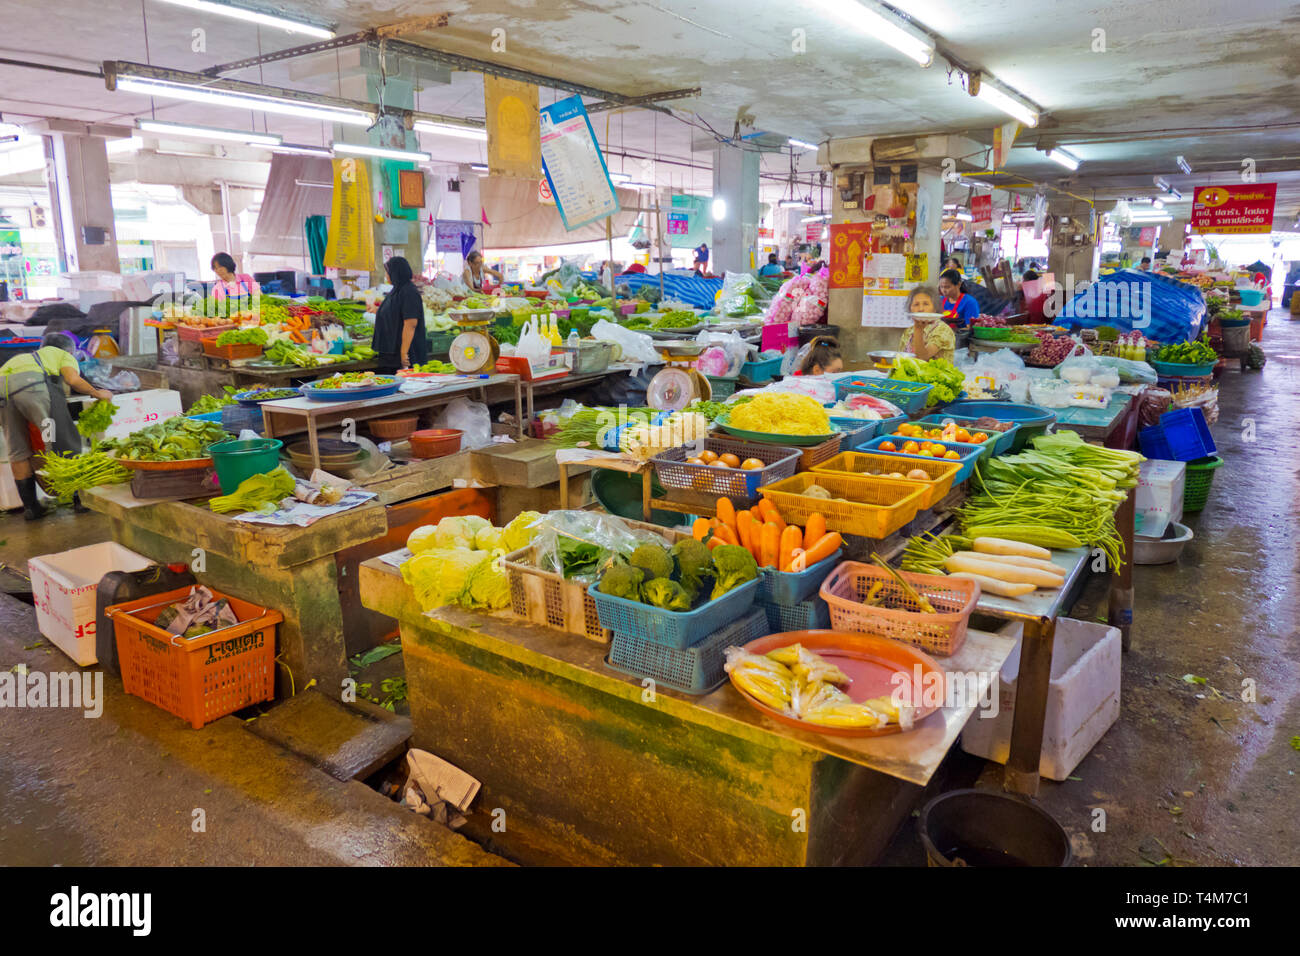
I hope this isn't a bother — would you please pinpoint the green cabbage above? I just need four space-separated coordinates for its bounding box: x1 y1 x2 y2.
433 514 493 550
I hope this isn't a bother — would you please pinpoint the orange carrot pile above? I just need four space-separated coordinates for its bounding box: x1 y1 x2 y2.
693 497 842 572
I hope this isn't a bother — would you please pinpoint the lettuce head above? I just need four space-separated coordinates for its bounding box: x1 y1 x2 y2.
502 510 544 552
400 548 491 611
433 514 493 550
474 524 505 552
407 524 439 554
464 549 510 610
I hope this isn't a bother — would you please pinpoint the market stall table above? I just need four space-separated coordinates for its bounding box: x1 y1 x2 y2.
259 374 524 471
358 557 1017 866
218 358 379 389
519 363 635 424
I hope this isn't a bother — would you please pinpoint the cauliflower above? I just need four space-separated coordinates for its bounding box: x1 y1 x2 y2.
642 577 693 611
628 542 674 581
710 544 759 600
598 561 645 601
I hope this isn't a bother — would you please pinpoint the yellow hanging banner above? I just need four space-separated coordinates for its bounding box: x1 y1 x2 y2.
485 76 540 179
324 157 376 273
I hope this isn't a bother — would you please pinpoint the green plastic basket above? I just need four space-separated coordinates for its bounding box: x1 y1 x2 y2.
1183 455 1222 512
705 375 738 399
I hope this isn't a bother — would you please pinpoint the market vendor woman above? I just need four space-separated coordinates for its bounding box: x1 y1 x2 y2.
1 335 113 520
462 250 502 292
938 268 979 327
898 285 955 363
371 255 428 374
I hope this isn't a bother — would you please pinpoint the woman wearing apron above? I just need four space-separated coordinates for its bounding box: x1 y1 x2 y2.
938 268 980 328
462 251 501 292
1 336 113 520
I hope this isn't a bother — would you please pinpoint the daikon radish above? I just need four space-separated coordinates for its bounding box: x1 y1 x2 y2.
947 572 1036 598
943 554 1064 588
972 537 1051 560
950 551 1064 575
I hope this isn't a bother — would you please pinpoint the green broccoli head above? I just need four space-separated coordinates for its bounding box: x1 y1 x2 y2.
671 538 714 593
628 542 675 581
642 577 693 611
710 544 759 600
598 561 645 601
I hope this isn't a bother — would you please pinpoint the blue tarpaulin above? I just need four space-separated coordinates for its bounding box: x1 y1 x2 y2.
581 271 724 310
1060 269 1206 342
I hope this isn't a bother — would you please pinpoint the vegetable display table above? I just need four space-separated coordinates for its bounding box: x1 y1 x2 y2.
359 557 1016 866
219 358 378 388
1052 392 1133 443
519 364 634 424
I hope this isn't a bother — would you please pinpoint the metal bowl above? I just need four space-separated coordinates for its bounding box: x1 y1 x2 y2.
1134 521 1193 565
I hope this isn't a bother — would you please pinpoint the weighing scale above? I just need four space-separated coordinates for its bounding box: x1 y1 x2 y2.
646 340 711 411
447 307 500 373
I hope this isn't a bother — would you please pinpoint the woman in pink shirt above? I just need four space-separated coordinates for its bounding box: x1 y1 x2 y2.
210 253 260 300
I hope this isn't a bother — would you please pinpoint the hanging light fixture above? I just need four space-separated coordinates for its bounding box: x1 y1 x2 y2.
332 142 432 162
135 119 281 147
115 76 373 126
153 0 335 38
412 120 488 141
806 0 934 66
969 72 1040 127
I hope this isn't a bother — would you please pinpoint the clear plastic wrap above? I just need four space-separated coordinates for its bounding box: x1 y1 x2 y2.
531 510 671 585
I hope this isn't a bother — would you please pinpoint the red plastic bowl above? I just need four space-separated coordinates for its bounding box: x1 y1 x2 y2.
409 428 462 459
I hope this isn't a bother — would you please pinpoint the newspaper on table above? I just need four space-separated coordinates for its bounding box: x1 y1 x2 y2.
380 547 413 568
227 467 377 527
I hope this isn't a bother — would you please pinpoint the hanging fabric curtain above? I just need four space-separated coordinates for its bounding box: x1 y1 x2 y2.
305 216 328 274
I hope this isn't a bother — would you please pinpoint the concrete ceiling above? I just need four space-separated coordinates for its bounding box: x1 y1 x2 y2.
0 0 1297 221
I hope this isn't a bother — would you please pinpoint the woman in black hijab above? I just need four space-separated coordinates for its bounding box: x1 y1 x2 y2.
371 256 427 373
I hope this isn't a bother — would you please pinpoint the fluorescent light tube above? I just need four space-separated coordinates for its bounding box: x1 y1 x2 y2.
1046 148 1079 171
294 180 331 188
608 172 631 183
808 0 934 66
1153 176 1170 191
469 163 489 173
153 0 334 38
136 119 281 146
116 76 372 126
788 138 819 151
973 75 1039 127
272 144 333 157
801 214 831 223
1176 155 1192 175
412 120 488 141
333 142 431 162
778 198 811 208
954 212 973 221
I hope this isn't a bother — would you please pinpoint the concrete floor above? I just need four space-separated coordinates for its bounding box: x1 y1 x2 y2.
1 312 1296 866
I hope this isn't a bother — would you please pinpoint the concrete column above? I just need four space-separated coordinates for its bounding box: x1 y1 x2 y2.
1046 199 1100 287
711 143 759 274
47 134 120 273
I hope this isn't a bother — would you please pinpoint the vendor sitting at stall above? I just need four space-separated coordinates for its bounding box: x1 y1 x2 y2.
758 253 783 277
210 253 260 301
463 250 502 292
794 335 843 376
938 268 980 327
372 256 428 374
1 334 113 520
898 285 956 363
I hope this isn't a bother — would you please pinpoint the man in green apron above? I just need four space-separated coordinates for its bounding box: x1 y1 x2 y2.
1 336 113 520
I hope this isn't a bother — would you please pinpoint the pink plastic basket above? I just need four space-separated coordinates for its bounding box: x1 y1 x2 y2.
819 561 979 657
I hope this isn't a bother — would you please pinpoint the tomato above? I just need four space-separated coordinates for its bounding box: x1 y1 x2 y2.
879 441 897 452
955 428 971 443
902 440 920 454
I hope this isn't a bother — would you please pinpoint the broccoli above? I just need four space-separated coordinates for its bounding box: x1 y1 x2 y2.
628 542 674 581
598 561 645 601
671 538 714 594
711 544 759 600
642 577 693 611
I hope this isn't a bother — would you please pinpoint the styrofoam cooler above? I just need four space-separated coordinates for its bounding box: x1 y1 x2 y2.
960 618 1121 781
28 542 154 665
95 389 183 442
1134 459 1186 538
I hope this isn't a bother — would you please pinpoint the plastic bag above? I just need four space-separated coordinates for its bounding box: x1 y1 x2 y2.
719 270 771 304
515 318 551 367
81 360 140 393
591 318 660 364
531 510 671 585
1092 355 1158 385
551 258 584 291
433 397 491 449
1056 352 1104 385
694 330 749 376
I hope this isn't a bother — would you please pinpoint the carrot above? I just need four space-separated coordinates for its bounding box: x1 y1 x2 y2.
705 535 726 551
716 498 737 536
778 524 802 572
750 505 763 522
795 532 842 571
804 513 826 550
692 517 712 541
758 498 786 533
735 510 755 555
760 521 780 568
713 522 738 547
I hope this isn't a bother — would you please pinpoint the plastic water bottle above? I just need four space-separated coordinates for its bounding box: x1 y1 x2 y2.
566 328 580 348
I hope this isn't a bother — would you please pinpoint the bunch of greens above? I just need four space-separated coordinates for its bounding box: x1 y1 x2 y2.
558 536 610 579
240 387 299 401
76 399 117 437
101 417 229 462
411 359 457 373
209 466 296 515
1155 337 1217 365
312 373 395 389
492 323 522 345
891 356 965 404
38 450 130 501
547 406 655 449
185 386 240 415
215 327 269 347
652 310 698 330
621 315 653 331
265 340 320 367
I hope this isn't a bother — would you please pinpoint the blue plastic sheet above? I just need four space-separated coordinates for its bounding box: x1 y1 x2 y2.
1060 269 1206 342
582 271 723 310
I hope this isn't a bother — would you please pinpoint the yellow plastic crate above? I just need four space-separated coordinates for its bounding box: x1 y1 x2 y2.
758 472 926 538
812 453 961 510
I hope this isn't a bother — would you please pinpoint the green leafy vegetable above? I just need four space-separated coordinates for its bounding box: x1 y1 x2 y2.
891 356 965 404
76 399 116 437
209 466 296 515
101 417 229 462
215 327 268 347
710 544 759 600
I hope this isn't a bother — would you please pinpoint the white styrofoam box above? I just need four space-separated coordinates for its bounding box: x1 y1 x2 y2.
0 460 20 510
1135 458 1186 538
960 618 1121 781
97 389 183 442
29 542 154 666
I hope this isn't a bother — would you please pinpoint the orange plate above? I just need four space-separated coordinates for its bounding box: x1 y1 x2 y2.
117 457 214 472
731 629 946 737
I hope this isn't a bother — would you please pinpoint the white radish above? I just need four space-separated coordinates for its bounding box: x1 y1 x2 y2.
943 554 1064 588
972 537 1051 560
947 571 1036 597
949 551 1064 575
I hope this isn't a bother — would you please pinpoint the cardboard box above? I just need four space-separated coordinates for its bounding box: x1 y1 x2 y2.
98 388 183 441
29 542 154 665
1135 458 1186 538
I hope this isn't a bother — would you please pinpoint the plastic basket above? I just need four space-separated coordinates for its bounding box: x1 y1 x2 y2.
201 340 264 361
758 597 830 632
971 326 1012 340
757 548 842 605
651 438 800 505
220 403 266 436
177 323 235 343
860 435 985 482
501 520 688 642
812 452 961 510
1182 455 1223 512
819 561 978 657
426 330 455 357
937 401 1055 452
830 420 873 452
558 340 613 375
1151 358 1217 378
758 472 926 538
607 607 769 695
106 585 281 729
705 375 738 399
740 356 782 383
588 578 758 650
795 432 846 471
914 415 1021 456
835 377 934 413
1139 407 1216 462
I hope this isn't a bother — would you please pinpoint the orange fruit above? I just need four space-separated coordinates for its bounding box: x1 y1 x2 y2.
972 432 989 444
944 450 960 459
710 460 731 468
918 448 934 457
902 440 920 454
699 449 718 463
740 458 764 470
686 457 705 466
879 441 897 452
719 453 741 468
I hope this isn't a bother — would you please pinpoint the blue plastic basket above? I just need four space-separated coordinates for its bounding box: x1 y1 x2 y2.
824 411 906 450
606 607 769 695
588 578 758 650
1139 407 1216 461
757 549 842 605
758 597 830 633
834 377 934 413
220 403 265 435
740 355 782 383
187 411 224 423
913 415 1021 456
938 401 1056 452
860 435 985 482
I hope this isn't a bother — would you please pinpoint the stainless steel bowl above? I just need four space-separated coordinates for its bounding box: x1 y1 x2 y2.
1133 521 1193 565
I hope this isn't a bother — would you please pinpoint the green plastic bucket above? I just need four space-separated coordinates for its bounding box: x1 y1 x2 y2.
209 438 284 494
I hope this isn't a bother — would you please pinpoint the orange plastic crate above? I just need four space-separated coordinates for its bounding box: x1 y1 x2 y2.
819 561 978 657
107 585 281 729
758 472 926 538
812 452 961 510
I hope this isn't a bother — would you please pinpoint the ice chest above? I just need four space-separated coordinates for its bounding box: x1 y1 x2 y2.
28 542 154 665
1134 459 1186 538
96 389 184 441
960 618 1120 781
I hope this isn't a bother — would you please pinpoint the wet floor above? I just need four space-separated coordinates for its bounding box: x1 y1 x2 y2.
1 314 1296 865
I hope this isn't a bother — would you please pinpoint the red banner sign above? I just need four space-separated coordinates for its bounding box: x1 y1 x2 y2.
971 194 992 228
1191 183 1276 234
828 222 872 289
